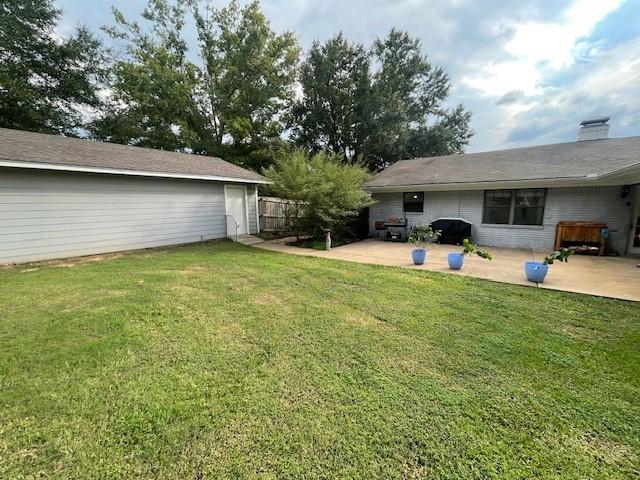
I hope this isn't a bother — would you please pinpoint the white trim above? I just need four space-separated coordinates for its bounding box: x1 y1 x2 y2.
0 160 270 184
480 223 545 230
365 174 640 193
599 162 640 182
224 184 250 235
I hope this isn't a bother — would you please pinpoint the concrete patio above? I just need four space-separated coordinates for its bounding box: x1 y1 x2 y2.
252 237 640 302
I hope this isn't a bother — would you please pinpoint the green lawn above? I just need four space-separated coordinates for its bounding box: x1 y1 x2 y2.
1 242 639 479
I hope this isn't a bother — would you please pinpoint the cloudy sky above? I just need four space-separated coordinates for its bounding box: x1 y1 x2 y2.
57 0 640 152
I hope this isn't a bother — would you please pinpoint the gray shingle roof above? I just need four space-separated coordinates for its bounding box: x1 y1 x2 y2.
365 136 640 189
0 128 268 183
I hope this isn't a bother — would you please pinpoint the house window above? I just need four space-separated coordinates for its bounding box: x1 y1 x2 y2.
513 189 546 225
403 192 424 213
483 190 512 224
483 189 546 225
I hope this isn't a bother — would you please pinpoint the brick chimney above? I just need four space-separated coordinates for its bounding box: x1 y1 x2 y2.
578 117 610 141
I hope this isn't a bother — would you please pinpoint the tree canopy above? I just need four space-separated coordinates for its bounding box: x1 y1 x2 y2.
0 0 473 172
91 1 199 152
93 0 299 171
291 29 473 171
290 33 372 162
0 0 105 135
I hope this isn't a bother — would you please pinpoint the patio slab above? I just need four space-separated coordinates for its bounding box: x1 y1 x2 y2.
255 238 640 302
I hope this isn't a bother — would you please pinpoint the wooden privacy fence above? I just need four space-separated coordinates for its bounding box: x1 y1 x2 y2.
259 196 305 232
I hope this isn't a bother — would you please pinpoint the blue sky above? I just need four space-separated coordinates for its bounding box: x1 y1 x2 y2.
56 0 640 153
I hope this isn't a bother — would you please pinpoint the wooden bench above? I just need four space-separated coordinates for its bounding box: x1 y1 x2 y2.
554 221 606 255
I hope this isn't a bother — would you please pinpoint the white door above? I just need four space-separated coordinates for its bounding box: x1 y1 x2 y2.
225 186 248 235
629 186 640 254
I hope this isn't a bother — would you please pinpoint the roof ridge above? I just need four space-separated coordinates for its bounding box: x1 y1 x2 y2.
393 135 640 164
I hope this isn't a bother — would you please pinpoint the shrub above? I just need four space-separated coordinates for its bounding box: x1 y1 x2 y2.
408 225 441 249
461 239 492 260
543 248 573 265
264 150 375 239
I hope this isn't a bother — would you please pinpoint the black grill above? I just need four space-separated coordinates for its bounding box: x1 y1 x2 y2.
430 218 472 245
384 218 408 242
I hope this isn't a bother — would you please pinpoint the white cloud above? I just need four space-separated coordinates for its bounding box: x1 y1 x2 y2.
55 0 639 151
463 0 624 96
486 35 640 149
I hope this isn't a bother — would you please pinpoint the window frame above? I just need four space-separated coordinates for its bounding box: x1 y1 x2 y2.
403 192 424 213
482 190 513 225
482 188 546 226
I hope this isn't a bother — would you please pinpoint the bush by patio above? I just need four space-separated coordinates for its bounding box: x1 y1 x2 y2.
264 150 375 240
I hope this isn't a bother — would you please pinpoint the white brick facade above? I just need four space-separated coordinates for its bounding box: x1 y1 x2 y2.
369 186 632 253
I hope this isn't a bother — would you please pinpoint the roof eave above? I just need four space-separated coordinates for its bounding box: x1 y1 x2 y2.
364 174 638 193
0 159 271 184
597 162 640 183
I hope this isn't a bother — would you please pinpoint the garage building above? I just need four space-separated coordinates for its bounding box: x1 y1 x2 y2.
0 128 268 264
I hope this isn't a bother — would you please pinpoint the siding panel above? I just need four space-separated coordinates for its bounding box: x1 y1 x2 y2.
0 169 231 263
370 186 631 252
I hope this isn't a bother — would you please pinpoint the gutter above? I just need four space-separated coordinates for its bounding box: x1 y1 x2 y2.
0 160 271 184
364 162 640 192
597 162 640 182
363 174 639 193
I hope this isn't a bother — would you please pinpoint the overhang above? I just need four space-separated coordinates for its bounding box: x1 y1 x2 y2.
0 160 271 184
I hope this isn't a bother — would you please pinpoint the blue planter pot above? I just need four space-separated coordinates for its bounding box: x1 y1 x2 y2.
411 249 427 265
525 261 549 283
448 253 464 270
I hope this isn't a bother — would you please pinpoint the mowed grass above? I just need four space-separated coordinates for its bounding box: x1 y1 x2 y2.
1 242 639 479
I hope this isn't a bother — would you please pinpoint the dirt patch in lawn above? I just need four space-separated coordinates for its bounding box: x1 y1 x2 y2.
343 310 384 327
254 293 283 305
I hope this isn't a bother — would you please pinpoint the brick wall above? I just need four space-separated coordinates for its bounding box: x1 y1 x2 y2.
369 186 631 253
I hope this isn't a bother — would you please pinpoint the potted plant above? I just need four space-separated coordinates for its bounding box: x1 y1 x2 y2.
408 225 441 265
524 248 573 283
448 239 492 270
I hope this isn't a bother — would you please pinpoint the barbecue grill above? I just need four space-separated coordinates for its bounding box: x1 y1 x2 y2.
375 217 408 241
430 218 472 245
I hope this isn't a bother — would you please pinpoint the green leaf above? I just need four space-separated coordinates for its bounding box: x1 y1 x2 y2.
0 0 107 135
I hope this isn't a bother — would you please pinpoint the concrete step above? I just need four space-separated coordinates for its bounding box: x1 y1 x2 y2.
235 235 265 246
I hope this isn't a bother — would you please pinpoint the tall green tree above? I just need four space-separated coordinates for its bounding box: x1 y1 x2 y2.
0 0 105 135
190 0 299 169
92 1 200 151
290 33 371 160
291 29 472 171
94 0 299 170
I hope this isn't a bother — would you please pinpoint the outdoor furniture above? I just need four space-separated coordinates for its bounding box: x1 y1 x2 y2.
554 221 607 255
430 218 472 245
383 218 408 242
374 220 386 239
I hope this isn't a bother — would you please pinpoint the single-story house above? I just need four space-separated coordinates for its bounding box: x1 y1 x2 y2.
365 119 640 255
0 128 269 264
